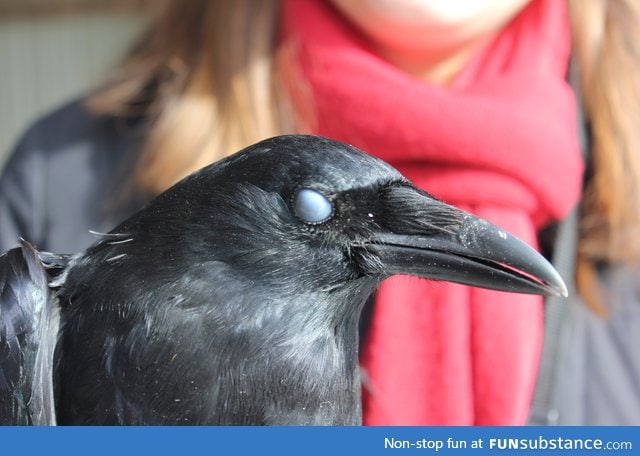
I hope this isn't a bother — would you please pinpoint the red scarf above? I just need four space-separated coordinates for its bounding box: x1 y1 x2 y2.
280 0 582 424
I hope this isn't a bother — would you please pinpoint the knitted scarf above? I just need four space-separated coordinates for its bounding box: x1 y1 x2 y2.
280 0 583 424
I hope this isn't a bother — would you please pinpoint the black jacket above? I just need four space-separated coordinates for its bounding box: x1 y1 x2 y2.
0 100 146 254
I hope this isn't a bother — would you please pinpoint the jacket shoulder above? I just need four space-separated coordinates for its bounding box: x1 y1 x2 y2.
11 99 107 158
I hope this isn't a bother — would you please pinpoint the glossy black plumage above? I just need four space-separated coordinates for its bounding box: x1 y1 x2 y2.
0 241 59 425
0 135 566 425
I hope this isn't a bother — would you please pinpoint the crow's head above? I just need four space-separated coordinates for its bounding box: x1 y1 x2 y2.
116 135 565 304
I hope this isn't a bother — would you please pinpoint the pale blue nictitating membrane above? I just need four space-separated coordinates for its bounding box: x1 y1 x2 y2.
293 188 333 223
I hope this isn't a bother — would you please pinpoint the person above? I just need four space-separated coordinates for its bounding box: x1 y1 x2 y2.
0 0 638 425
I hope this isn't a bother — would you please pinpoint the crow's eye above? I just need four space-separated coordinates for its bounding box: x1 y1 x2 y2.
293 188 333 224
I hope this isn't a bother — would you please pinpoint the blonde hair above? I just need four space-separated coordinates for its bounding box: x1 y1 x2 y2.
89 0 640 310
569 0 640 314
88 0 293 194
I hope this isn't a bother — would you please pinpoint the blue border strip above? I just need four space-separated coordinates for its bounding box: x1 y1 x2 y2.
0 426 637 455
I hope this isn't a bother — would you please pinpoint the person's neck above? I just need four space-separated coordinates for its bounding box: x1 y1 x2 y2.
373 35 494 85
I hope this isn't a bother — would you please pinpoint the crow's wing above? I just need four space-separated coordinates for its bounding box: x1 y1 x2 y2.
0 240 61 425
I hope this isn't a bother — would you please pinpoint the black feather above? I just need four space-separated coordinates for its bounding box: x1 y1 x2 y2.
0 240 60 425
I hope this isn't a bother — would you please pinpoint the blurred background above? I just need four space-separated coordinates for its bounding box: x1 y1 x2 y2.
0 0 150 169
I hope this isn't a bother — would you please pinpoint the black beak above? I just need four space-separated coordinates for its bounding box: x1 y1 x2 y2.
362 184 567 297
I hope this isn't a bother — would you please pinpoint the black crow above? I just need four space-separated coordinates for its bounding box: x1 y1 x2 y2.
0 135 566 425
0 243 59 425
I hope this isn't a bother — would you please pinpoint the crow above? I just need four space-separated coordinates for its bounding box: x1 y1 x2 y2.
0 135 566 425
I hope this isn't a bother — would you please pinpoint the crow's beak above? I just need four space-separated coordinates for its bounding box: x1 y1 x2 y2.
363 184 567 297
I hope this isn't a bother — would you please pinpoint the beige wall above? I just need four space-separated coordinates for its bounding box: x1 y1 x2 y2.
0 11 147 168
